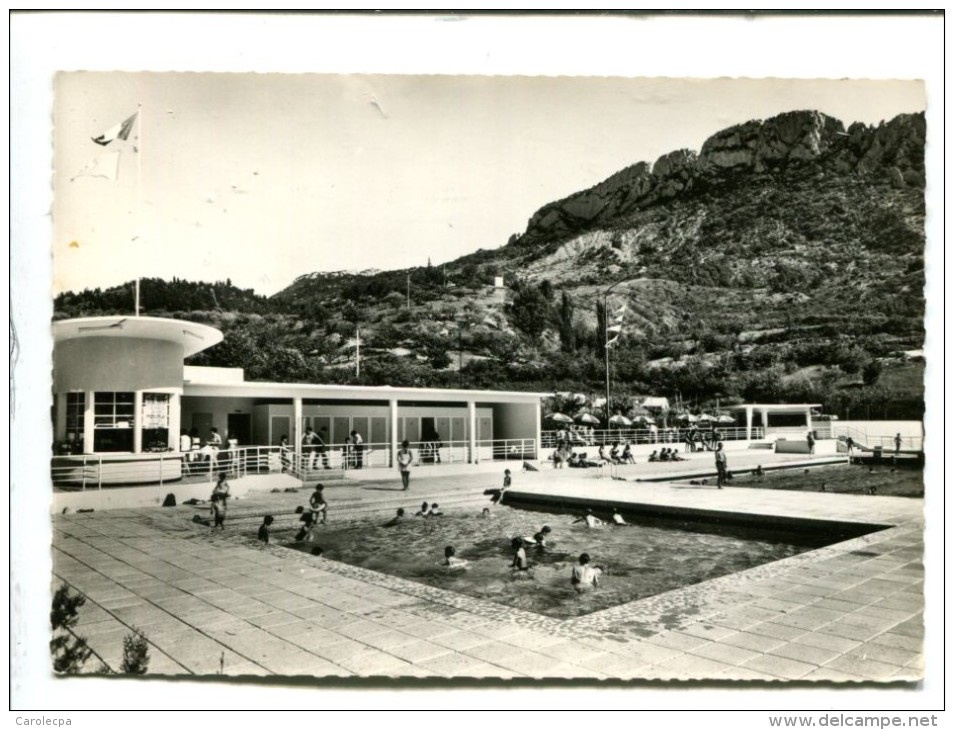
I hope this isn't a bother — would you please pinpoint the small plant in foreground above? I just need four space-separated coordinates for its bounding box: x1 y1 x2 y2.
120 628 151 675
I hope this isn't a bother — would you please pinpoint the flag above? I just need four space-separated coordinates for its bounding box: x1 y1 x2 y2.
92 112 138 146
71 152 121 182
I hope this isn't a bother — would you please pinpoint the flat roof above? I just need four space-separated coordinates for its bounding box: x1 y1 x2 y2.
53 316 223 358
184 379 549 403
726 403 821 412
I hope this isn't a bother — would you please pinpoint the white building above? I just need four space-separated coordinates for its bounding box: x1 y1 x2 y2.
52 316 545 485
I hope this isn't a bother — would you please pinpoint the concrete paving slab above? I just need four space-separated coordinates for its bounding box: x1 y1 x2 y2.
50 463 925 681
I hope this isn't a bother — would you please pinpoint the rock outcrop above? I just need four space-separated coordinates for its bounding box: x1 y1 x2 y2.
519 110 925 244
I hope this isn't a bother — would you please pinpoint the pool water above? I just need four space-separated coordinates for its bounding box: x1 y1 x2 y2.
280 506 871 619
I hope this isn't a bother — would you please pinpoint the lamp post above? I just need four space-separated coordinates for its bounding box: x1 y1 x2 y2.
603 278 629 425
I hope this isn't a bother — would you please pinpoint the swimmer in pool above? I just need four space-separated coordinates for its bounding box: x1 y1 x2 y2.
522 525 552 548
611 509 627 526
571 553 603 592
416 502 430 517
480 507 492 519
443 545 469 569
510 537 532 571
429 503 443 516
384 508 406 526
572 509 605 528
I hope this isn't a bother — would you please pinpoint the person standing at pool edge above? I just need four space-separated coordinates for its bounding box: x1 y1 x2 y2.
715 442 727 489
397 440 413 491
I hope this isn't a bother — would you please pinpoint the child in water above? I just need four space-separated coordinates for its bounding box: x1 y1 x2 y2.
257 515 274 543
443 545 469 569
522 525 552 548
385 508 405 526
416 502 431 517
480 507 492 519
510 537 532 571
611 509 627 526
571 553 603 592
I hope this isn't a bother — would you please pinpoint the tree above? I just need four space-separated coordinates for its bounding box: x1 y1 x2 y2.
558 291 576 353
862 358 883 386
507 281 550 341
50 586 93 674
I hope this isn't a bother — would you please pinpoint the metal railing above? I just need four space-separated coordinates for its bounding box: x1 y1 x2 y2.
295 438 538 473
51 445 287 491
829 425 923 453
542 426 762 449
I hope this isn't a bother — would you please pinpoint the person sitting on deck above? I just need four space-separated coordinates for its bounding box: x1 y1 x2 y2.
622 442 635 464
598 444 609 463
648 450 659 462
609 442 622 464
659 448 670 462
670 449 686 462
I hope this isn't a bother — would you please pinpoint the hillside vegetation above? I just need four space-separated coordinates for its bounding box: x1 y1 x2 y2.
54 110 926 420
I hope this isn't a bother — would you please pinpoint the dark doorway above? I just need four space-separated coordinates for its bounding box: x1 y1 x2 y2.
228 413 252 446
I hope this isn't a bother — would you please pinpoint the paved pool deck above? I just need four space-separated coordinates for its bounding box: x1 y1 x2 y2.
52 453 924 682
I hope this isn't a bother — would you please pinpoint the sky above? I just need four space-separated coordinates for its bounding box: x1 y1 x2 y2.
53 73 925 297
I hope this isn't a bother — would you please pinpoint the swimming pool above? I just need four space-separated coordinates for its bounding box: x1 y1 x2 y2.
280 506 882 620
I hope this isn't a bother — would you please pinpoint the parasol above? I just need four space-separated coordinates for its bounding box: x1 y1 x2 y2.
546 412 573 424
575 412 601 425
609 414 633 426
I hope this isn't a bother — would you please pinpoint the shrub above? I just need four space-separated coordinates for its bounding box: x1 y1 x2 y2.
120 628 150 675
50 585 92 674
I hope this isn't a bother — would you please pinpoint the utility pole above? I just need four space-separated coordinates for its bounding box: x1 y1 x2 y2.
355 325 361 378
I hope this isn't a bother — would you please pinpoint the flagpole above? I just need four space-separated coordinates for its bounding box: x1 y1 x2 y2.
603 279 628 426
135 102 142 317
356 326 361 378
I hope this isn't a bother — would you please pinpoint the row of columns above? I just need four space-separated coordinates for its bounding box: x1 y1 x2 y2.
290 396 481 465
743 406 814 439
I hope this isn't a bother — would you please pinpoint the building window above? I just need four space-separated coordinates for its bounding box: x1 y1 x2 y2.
93 392 135 452
65 392 85 440
142 393 171 452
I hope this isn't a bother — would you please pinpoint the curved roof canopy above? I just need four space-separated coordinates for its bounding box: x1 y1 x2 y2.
52 316 223 358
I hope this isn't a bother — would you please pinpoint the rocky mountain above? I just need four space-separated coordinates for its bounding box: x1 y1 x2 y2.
55 110 927 419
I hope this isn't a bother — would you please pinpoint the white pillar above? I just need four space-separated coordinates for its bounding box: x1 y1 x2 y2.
292 397 304 474
805 407 813 433
468 401 477 464
745 406 753 440
760 408 769 435
293 397 303 450
83 390 95 454
133 390 143 454
169 392 181 451
534 402 542 461
389 398 399 468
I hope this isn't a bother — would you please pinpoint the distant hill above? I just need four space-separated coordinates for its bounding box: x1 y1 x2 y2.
54 110 926 420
